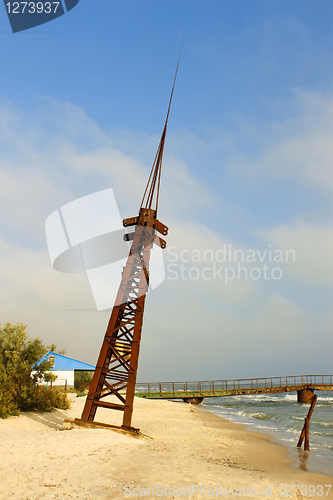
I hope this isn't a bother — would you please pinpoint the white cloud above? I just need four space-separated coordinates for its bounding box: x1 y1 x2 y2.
0 238 106 358
139 290 332 381
0 96 332 379
230 90 333 192
0 166 65 246
257 219 333 284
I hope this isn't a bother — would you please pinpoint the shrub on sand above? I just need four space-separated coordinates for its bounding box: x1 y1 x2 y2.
0 322 70 418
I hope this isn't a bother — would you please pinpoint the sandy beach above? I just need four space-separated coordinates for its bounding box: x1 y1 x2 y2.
0 395 332 500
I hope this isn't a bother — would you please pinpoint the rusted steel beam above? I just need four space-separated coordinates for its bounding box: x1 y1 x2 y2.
78 222 154 429
297 394 318 450
94 401 127 411
304 418 310 451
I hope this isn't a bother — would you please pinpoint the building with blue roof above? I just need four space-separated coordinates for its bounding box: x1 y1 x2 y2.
38 352 95 388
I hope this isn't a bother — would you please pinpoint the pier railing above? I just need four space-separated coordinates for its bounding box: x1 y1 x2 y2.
135 374 333 399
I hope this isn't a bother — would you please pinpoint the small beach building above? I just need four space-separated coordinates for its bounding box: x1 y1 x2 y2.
38 352 95 388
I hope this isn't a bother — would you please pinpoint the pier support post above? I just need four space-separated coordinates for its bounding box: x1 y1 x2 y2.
304 418 310 451
183 397 204 405
297 388 314 403
297 394 317 451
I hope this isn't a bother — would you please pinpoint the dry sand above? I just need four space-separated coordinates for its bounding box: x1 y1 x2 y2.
0 395 332 500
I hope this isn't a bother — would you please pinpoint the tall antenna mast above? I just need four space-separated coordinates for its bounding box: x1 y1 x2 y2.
76 42 183 433
141 39 183 213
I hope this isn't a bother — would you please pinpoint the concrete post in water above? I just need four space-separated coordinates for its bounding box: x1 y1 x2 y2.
183 397 204 405
297 387 314 403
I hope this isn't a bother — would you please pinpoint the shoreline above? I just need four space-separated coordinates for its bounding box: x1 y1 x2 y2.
198 403 333 479
0 396 332 499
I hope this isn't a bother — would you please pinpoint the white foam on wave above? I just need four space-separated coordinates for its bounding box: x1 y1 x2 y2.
250 412 269 420
317 395 333 401
285 428 299 434
313 421 333 427
233 421 254 425
280 437 297 443
256 425 279 431
282 394 298 401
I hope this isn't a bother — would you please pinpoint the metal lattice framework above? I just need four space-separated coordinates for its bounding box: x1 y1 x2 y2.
75 43 182 432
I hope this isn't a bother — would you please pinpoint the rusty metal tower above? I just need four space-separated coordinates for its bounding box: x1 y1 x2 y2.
75 45 182 433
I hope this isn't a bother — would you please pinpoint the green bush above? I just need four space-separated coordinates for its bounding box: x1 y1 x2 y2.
18 385 69 413
0 322 70 418
0 370 18 418
74 370 93 392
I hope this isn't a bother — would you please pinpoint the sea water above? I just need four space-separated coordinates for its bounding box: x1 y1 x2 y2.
202 391 333 477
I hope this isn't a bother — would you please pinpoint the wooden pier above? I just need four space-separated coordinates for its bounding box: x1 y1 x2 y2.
135 374 333 404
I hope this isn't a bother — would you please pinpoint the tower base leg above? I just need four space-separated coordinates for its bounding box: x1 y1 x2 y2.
62 419 143 437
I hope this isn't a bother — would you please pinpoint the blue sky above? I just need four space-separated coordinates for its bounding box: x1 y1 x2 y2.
0 1 332 380
1 1 332 130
